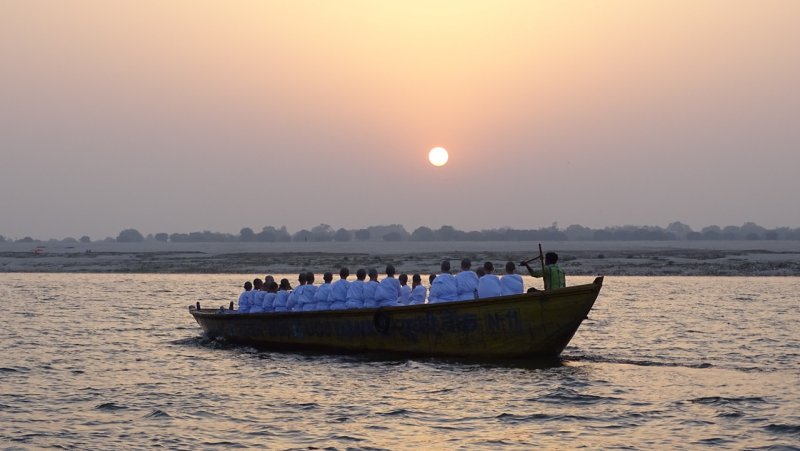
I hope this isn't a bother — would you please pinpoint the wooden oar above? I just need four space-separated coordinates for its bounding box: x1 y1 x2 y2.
538 243 548 290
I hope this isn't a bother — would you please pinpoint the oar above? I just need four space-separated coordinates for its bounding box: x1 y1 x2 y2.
538 243 547 290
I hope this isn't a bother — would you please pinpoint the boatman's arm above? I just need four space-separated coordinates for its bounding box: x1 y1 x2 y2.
521 262 543 278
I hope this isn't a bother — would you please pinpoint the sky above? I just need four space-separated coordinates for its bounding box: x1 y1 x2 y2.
2 1 799 239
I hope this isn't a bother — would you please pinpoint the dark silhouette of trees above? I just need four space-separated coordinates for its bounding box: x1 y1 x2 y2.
116 229 144 242
411 226 436 241
334 228 352 242
239 227 255 242
154 233 169 242
79 235 91 243
354 229 370 240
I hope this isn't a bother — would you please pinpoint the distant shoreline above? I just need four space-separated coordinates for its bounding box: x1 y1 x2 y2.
1 241 798 276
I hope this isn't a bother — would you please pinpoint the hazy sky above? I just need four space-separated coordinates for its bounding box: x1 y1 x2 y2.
2 1 799 239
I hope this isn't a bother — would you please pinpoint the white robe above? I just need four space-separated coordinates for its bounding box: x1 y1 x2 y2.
314 283 333 310
477 274 502 299
409 285 427 305
272 290 290 312
238 290 253 313
397 285 412 305
251 290 266 313
455 271 479 301
345 280 366 309
302 285 318 311
287 286 304 311
501 274 524 296
429 273 458 303
328 279 350 310
375 277 402 306
362 281 380 308
261 292 276 312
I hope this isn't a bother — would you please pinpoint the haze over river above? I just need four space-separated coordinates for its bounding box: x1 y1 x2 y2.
1 274 798 449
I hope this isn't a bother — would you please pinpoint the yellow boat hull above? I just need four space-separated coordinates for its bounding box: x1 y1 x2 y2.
190 277 603 358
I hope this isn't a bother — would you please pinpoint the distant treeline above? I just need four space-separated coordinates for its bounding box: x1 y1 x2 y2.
4 222 800 244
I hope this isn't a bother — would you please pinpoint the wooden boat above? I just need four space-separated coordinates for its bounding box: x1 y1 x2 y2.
189 276 604 359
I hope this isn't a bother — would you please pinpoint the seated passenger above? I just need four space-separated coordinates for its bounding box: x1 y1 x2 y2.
521 252 566 290
397 273 411 305
328 267 350 310
500 261 524 295
287 272 307 311
345 268 367 309
272 279 292 312
250 278 265 313
375 264 402 307
455 258 479 301
261 281 279 311
313 272 334 310
362 268 380 308
408 274 427 305
477 261 502 298
429 260 458 303
237 281 253 313
302 272 318 311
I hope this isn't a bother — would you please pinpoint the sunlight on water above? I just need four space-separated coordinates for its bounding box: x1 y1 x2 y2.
0 274 797 448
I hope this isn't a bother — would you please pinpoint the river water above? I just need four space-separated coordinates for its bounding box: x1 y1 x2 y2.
1 274 798 449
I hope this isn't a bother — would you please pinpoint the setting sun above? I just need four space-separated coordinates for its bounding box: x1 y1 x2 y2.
428 147 449 167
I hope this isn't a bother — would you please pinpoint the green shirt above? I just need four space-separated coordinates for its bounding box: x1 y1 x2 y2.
527 263 566 290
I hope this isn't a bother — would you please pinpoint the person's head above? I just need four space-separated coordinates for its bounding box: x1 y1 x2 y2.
505 261 516 274
476 267 486 277
441 260 451 273
244 281 253 291
306 272 315 284
279 278 291 290
323 271 333 283
412 273 422 287
265 275 275 286
356 268 367 280
429 273 436 284
386 264 396 277
398 273 408 286
460 258 471 270
253 278 263 290
298 272 307 285
267 281 279 292
339 267 350 279
368 268 378 281
545 252 559 265
483 261 494 274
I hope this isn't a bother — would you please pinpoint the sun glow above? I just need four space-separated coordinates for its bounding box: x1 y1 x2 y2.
428 147 449 167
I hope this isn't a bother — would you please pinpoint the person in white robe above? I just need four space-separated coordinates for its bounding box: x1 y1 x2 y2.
345 269 367 309
455 258 479 301
429 260 458 303
272 279 292 312
287 273 307 312
397 273 412 305
250 278 266 313
500 261 524 296
328 267 350 310
408 274 427 305
477 261 503 298
302 272 318 311
261 281 278 312
375 265 402 307
237 281 253 313
313 272 334 310
362 268 380 308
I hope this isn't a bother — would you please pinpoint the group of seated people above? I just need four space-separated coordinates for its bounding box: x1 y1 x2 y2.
232 253 565 313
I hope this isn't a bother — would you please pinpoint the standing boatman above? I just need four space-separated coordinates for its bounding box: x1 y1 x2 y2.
522 252 566 290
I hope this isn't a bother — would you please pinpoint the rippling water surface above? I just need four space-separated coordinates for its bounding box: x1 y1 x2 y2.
1 274 798 449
